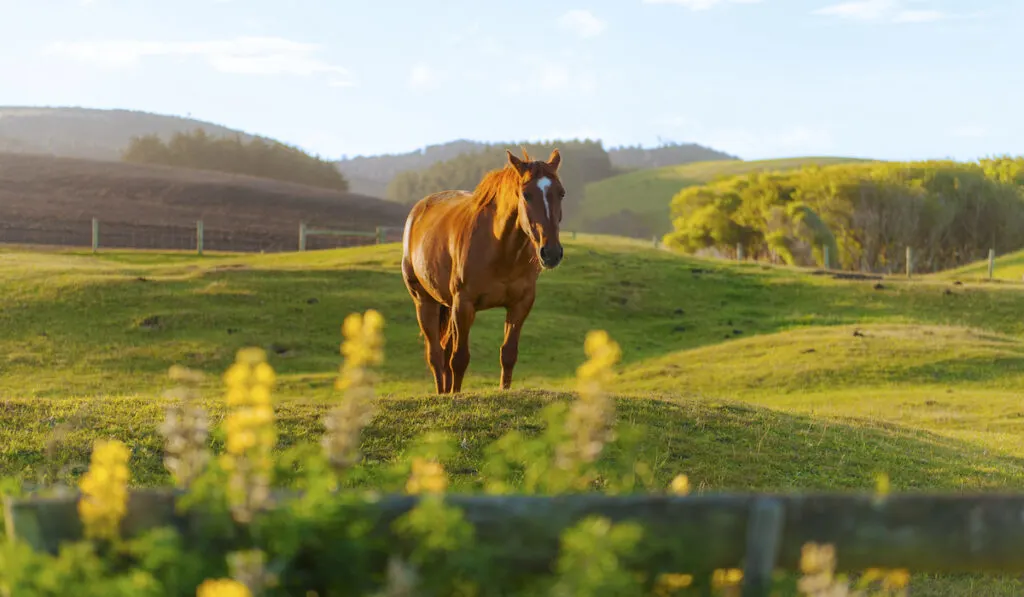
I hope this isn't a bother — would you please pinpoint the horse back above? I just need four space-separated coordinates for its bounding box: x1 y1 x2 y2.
402 189 478 304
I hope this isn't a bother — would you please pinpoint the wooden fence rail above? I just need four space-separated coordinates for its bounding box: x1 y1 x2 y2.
8 490 1024 595
298 222 404 251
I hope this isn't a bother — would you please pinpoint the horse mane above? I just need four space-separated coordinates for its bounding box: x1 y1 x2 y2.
470 164 524 214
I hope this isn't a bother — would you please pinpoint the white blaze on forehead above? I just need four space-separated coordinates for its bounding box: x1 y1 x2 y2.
536 176 552 220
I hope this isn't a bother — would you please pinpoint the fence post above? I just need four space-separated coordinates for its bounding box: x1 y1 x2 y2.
196 220 204 256
298 222 306 252
741 498 785 597
988 248 995 280
91 218 99 253
823 245 830 270
906 246 913 278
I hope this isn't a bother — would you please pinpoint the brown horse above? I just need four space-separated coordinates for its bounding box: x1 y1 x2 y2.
401 147 565 394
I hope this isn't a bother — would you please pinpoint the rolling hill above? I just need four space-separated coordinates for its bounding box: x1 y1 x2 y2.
572 156 875 239
0 106 261 162
0 152 409 252
0 106 744 201
337 139 739 197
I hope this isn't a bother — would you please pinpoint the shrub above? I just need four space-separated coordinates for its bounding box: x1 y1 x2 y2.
664 159 1024 273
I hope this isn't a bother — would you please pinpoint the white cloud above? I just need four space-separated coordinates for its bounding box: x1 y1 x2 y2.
408 64 441 89
642 0 762 10
813 0 950 23
558 9 608 38
44 36 355 87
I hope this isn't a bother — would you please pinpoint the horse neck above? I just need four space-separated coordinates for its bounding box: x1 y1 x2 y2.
488 188 532 264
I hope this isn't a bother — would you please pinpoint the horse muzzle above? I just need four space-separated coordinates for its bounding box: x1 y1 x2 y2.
539 244 564 269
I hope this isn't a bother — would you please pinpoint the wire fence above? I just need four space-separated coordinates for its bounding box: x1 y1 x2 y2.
0 220 405 254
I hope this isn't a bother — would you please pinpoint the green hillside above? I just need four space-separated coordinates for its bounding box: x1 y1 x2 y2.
940 247 1024 283
573 157 874 239
4 238 1024 593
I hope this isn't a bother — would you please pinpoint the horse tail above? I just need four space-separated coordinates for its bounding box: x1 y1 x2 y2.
438 304 453 349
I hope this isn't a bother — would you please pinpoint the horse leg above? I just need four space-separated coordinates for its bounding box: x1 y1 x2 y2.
438 304 454 393
449 297 477 393
413 299 447 394
500 292 535 390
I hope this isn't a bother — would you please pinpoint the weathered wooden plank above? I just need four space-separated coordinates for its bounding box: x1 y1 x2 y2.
741 498 784 597
9 491 1024 576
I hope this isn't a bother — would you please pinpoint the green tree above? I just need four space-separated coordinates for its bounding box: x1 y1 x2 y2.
122 129 349 192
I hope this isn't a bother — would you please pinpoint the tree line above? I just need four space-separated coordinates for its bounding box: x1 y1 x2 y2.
122 129 349 192
664 156 1024 274
385 140 615 212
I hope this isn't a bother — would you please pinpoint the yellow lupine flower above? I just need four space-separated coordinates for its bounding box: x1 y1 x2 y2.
78 439 131 541
557 330 621 473
220 347 278 524
669 474 690 496
324 310 384 470
406 457 448 494
884 569 910 590
196 578 252 597
712 568 743 587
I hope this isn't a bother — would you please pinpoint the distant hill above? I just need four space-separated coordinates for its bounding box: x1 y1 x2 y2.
0 106 259 162
573 157 876 239
0 152 409 252
0 106 741 203
337 139 738 198
605 142 739 170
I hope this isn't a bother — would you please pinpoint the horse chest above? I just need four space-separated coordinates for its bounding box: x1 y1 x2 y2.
472 278 531 311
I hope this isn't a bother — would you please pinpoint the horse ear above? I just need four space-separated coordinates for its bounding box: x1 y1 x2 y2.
547 148 561 171
506 149 528 174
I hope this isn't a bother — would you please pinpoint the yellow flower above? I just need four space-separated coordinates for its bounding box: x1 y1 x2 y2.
883 569 910 591
405 457 448 494
220 347 278 524
875 472 890 497
324 310 384 471
712 568 743 587
653 573 693 596
556 330 621 474
669 474 690 496
196 578 252 597
78 439 131 541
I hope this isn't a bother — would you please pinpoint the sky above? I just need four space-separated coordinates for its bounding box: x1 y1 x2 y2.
1 0 1021 162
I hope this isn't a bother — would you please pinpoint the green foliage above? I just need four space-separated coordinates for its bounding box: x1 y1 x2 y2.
665 159 1024 273
384 139 614 212
575 156 869 239
122 128 349 192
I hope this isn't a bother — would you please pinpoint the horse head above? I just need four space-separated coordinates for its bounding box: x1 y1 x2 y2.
505 148 564 269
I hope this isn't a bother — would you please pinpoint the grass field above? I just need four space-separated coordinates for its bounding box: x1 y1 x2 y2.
573 157 874 239
3 235 1024 594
